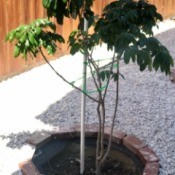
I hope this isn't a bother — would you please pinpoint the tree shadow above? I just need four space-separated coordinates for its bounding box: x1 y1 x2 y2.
35 80 98 128
11 170 23 175
155 27 175 57
0 130 51 149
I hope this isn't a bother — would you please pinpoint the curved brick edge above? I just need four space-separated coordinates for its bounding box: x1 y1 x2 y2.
20 125 159 175
19 159 40 175
170 68 175 83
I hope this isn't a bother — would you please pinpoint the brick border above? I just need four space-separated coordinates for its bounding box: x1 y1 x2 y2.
20 125 159 175
170 68 175 83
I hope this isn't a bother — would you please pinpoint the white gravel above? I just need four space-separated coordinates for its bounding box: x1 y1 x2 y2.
0 19 175 175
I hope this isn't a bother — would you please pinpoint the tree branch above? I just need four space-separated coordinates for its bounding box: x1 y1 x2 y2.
39 47 99 103
101 57 120 163
102 51 116 101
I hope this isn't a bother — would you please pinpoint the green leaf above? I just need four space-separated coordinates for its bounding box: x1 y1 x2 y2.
34 27 42 35
14 45 20 57
46 45 53 54
20 33 27 43
85 0 94 8
112 73 119 81
25 39 30 47
5 30 16 42
137 51 144 66
28 33 35 45
119 72 125 80
140 63 147 71
70 30 79 37
53 0 58 10
124 46 138 63
55 34 65 43
22 48 27 59
105 70 111 79
153 56 160 71
70 43 81 55
42 0 51 8
48 22 56 32
99 71 105 81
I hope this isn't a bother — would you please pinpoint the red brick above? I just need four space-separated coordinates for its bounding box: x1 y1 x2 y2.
84 124 98 137
170 68 175 83
138 147 159 164
143 162 159 175
104 127 126 144
51 126 76 138
123 135 146 154
22 127 160 175
73 124 99 137
19 160 40 175
74 125 81 136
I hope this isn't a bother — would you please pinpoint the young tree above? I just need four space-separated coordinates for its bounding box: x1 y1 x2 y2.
6 0 174 174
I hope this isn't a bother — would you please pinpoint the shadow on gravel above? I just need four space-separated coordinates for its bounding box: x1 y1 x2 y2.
11 170 22 175
0 130 50 149
35 28 175 128
35 84 98 128
155 28 175 56
0 81 97 150
35 89 82 127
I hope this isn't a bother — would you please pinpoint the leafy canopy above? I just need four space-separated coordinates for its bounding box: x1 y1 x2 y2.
6 0 174 75
42 0 94 29
5 19 64 59
94 0 174 74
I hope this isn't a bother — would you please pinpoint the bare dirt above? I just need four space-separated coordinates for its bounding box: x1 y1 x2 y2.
42 138 143 175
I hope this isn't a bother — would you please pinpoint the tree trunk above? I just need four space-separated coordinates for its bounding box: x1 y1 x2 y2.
96 159 102 175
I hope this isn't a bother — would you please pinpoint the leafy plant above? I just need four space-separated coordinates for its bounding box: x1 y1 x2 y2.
95 0 173 75
5 19 64 59
6 0 174 174
42 0 94 29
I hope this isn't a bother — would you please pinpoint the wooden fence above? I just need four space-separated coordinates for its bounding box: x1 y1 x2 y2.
0 0 175 80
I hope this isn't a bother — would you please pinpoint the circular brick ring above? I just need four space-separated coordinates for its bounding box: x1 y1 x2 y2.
20 125 159 175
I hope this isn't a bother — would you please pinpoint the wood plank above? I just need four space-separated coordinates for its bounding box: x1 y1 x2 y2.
4 0 14 75
0 0 5 77
12 0 25 73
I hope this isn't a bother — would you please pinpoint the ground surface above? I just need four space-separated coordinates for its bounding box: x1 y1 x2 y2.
0 20 175 175
42 138 142 175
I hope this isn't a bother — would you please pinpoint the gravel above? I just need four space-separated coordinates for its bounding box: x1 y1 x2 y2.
0 20 175 175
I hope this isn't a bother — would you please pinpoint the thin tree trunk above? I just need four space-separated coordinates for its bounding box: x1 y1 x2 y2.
96 159 101 175
101 57 120 164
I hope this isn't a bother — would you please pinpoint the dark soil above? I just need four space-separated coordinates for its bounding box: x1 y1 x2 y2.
42 138 143 175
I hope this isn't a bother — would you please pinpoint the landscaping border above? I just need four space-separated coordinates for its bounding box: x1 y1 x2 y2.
19 125 159 175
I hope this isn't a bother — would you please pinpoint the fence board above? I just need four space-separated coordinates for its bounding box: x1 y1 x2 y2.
0 0 175 80
0 0 5 76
